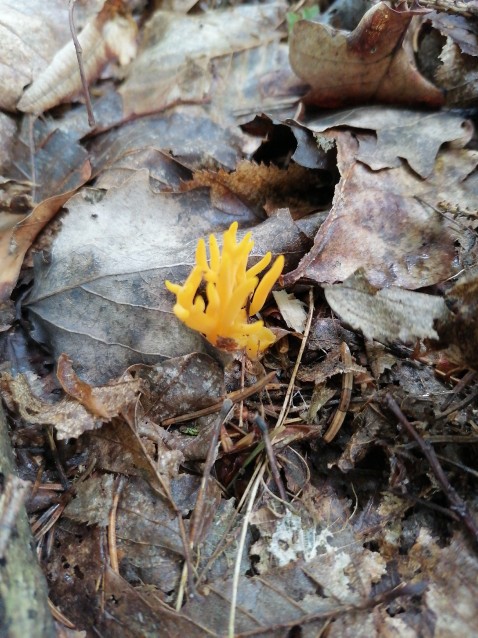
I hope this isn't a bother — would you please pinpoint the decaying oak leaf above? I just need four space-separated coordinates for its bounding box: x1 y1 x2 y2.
0 161 91 304
25 172 304 383
289 1 444 107
17 1 137 114
422 534 478 637
0 372 102 439
283 130 457 289
324 270 450 345
140 353 225 423
300 106 473 179
64 474 115 527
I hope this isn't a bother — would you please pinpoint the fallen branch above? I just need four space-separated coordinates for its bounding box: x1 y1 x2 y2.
385 393 478 544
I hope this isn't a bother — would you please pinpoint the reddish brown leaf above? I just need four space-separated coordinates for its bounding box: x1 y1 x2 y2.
0 161 91 303
289 2 444 108
283 130 456 289
57 353 143 419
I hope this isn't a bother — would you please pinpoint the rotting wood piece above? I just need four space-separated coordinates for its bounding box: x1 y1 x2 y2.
0 403 55 638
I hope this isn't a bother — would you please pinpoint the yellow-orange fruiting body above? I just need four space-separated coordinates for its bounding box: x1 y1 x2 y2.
165 222 284 359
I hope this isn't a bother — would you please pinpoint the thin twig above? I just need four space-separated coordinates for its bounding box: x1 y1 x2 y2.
228 462 266 638
386 393 478 544
28 115 37 203
273 288 314 434
68 0 96 127
46 425 69 489
323 341 353 443
440 370 476 411
0 475 30 559
108 475 125 574
254 415 287 502
161 371 277 426
436 386 478 420
189 399 233 548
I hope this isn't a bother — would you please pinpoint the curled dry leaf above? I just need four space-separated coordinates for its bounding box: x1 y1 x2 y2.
0 1 71 111
289 1 444 108
17 2 137 114
417 11 478 107
272 291 307 333
57 353 143 419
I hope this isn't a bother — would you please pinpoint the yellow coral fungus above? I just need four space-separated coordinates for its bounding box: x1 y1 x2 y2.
165 222 284 359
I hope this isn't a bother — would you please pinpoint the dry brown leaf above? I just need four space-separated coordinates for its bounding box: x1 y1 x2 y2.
365 340 398 379
297 347 366 384
435 36 478 107
289 2 444 108
335 406 389 472
1 357 142 439
0 161 91 303
57 353 143 419
283 130 457 289
17 1 137 114
85 418 177 487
